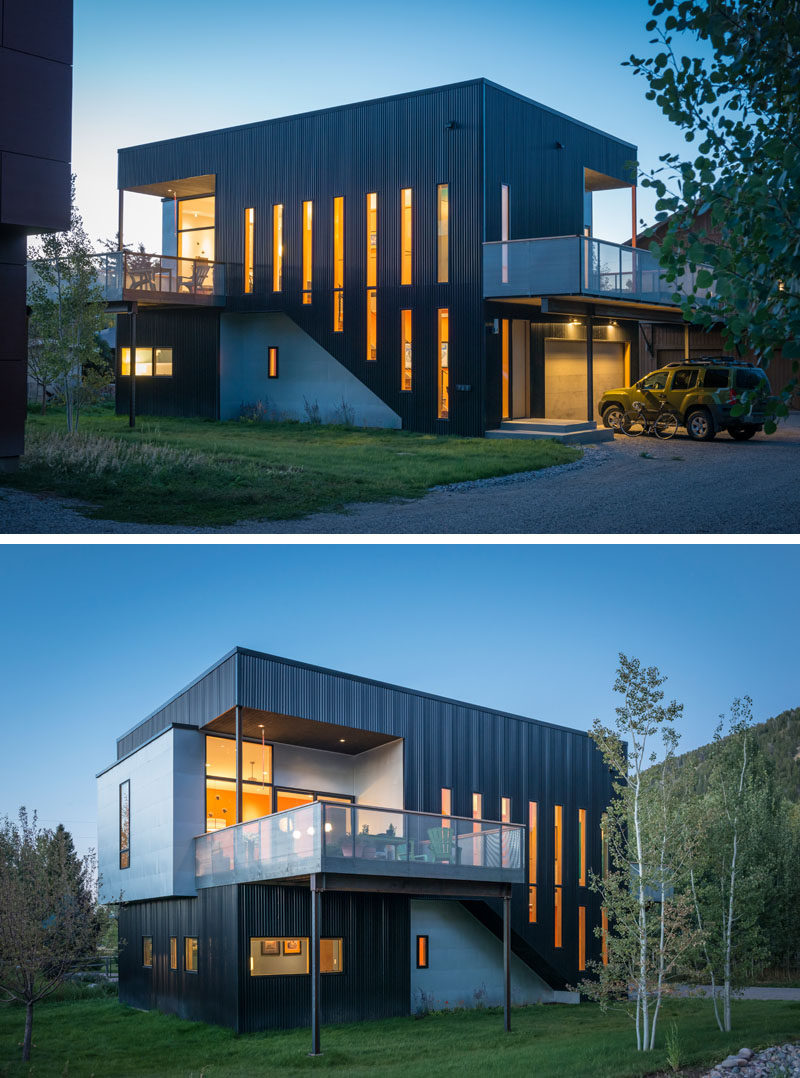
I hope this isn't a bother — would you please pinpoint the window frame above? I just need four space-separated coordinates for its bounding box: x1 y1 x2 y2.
437 182 449 284
184 936 198 974
119 780 130 870
268 346 279 379
272 204 284 293
142 936 153 968
578 808 587 887
120 346 173 378
333 195 344 332
400 308 412 390
302 199 313 303
244 207 255 294
437 307 449 420
416 934 429 969
400 187 413 285
247 937 344 976
169 936 178 971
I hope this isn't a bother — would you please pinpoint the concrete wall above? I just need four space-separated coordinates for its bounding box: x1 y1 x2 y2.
410 899 569 1011
219 312 401 427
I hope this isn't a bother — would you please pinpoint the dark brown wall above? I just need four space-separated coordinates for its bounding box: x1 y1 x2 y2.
0 0 72 461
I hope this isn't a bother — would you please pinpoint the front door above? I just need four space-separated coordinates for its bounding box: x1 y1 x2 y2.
511 319 530 418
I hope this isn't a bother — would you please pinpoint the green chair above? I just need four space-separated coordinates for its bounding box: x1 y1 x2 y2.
397 840 431 863
426 827 460 863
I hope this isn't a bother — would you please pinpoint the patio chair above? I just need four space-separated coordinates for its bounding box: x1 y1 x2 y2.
397 840 432 863
426 826 460 864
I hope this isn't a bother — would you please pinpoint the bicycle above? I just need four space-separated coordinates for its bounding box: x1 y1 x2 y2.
619 398 679 439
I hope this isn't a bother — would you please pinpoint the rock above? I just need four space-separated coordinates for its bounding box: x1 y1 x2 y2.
716 1057 743 1069
737 1048 754 1060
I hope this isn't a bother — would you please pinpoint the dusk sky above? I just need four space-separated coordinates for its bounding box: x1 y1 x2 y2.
71 0 705 252
0 544 793 857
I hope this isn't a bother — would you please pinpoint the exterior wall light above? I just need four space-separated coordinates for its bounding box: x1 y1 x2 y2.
324 822 333 833
292 829 302 840
307 826 316 836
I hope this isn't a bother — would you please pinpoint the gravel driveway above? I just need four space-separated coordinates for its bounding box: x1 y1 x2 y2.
1 418 799 535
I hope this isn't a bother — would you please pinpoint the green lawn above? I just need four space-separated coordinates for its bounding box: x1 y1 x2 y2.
1 994 797 1078
0 408 579 528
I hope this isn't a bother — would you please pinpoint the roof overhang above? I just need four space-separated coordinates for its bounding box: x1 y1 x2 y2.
121 174 216 199
202 706 400 756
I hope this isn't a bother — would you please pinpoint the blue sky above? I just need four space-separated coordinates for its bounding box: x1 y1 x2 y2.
0 544 794 856
72 0 704 251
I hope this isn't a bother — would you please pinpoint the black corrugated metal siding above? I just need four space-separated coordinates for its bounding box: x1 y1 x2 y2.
116 308 220 419
116 653 235 759
238 884 409 1032
118 82 485 434
118 886 238 1028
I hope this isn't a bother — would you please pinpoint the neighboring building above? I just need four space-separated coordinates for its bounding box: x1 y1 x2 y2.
106 78 691 438
0 0 73 468
97 648 614 1038
630 213 798 407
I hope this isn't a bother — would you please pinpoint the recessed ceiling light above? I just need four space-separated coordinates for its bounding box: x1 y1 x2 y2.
339 738 346 743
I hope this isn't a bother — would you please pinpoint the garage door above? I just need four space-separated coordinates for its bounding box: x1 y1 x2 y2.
544 340 626 420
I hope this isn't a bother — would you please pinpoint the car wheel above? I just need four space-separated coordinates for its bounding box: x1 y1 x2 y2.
686 408 715 441
602 404 625 430
729 425 759 441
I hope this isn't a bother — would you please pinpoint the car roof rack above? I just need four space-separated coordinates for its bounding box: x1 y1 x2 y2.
663 357 754 368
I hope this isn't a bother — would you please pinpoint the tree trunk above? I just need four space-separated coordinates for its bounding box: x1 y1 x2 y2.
22 1001 33 1062
41 382 47 415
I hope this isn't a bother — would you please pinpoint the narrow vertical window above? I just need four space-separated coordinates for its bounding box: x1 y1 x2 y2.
401 187 412 285
268 347 279 379
119 780 130 869
437 308 449 420
501 797 511 823
401 309 412 390
416 935 429 969
272 204 283 292
302 200 313 303
501 184 510 284
185 937 198 973
601 824 609 879
142 936 152 967
244 208 254 293
333 196 344 331
367 290 377 361
437 183 449 283
501 319 510 419
554 804 563 886
472 792 482 834
441 787 452 823
578 907 586 971
367 193 377 361
528 801 537 922
578 809 587 887
554 888 562 948
169 937 178 971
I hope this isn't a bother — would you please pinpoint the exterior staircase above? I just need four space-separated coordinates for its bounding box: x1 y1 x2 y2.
485 418 615 445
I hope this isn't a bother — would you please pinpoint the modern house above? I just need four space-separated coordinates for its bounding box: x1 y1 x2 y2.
97 648 614 1046
0 0 72 469
103 78 692 440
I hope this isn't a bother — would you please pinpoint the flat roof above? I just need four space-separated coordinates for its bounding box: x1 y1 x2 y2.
115 645 593 748
118 77 636 158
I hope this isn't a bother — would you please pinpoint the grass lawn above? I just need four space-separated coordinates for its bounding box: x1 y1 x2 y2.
0 993 797 1078
0 408 580 528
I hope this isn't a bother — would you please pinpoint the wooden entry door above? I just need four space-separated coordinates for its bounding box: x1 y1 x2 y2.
544 339 626 420
511 319 530 418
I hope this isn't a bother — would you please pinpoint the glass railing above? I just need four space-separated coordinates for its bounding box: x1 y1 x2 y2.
90 251 226 302
195 802 525 888
483 235 707 306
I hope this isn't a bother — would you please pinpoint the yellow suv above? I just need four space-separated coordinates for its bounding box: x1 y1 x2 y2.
599 358 773 441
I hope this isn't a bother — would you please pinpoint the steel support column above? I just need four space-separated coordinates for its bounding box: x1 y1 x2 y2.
235 704 242 823
310 876 322 1056
503 892 511 1032
586 321 594 423
128 305 137 428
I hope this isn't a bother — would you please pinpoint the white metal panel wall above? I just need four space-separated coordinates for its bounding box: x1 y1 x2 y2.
409 899 567 1009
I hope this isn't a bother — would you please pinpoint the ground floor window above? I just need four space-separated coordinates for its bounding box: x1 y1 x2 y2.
249 937 344 976
416 935 429 969
268 346 279 378
142 936 153 967
185 936 198 973
169 936 178 970
120 347 173 377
